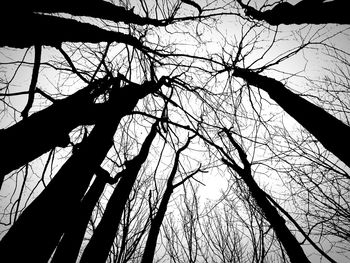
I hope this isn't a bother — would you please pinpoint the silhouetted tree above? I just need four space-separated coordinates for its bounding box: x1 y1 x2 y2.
1 1 349 262
0 77 108 188
236 0 350 25
1 1 170 49
51 167 111 263
80 119 159 263
232 67 350 168
216 128 309 263
141 136 200 263
0 77 166 262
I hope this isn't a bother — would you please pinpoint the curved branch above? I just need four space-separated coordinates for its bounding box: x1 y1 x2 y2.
21 44 42 118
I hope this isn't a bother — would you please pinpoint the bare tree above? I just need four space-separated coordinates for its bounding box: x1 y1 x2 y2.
80 119 159 263
141 135 201 263
231 67 350 168
236 0 350 25
51 167 111 263
0 77 166 262
216 128 310 263
0 77 108 187
1 1 350 262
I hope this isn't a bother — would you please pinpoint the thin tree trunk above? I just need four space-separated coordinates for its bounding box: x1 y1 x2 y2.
240 170 309 263
141 181 173 263
141 138 191 263
222 130 310 263
0 78 162 262
233 67 350 168
80 120 159 263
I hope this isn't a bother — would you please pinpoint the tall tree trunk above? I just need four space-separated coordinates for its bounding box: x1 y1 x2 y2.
0 79 106 189
0 77 162 262
51 168 108 263
141 184 173 263
233 67 350 168
239 169 309 263
221 130 310 263
80 120 159 263
141 138 191 263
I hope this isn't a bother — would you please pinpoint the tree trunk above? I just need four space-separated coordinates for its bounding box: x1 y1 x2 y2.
233 67 350 168
141 137 190 263
243 170 310 263
80 120 158 263
0 79 105 189
0 78 161 262
222 130 310 263
223 158 310 262
51 171 108 263
141 185 173 263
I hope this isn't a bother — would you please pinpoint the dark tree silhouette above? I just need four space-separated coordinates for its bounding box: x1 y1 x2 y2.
0 77 166 262
22 44 41 119
220 128 310 263
1 13 152 49
232 67 350 168
24 0 167 26
51 167 111 263
236 0 350 25
141 136 199 263
80 119 159 263
1 1 349 262
0 77 108 188
1 0 169 49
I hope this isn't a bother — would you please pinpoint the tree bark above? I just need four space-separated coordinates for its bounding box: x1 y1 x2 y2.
233 67 350 168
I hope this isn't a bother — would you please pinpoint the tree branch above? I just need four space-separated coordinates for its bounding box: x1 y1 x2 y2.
22 44 41 118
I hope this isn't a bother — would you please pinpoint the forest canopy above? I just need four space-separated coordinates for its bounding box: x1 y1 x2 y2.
0 1 349 262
